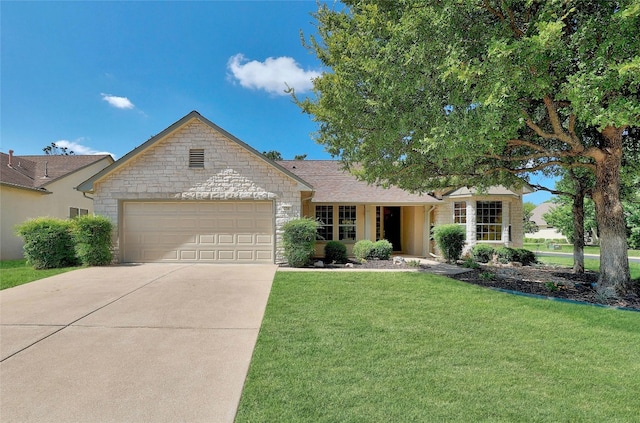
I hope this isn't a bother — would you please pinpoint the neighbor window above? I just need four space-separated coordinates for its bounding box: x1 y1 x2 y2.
70 207 88 218
476 201 502 241
316 205 334 241
189 149 205 168
454 201 467 224
338 206 357 241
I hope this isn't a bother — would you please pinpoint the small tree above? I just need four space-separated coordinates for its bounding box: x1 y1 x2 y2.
282 218 318 267
16 217 78 269
432 225 466 263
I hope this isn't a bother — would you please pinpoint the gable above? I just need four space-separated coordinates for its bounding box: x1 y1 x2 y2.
79 111 311 193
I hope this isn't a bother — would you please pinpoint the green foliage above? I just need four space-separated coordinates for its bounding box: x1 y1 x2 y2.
262 150 283 161
432 224 466 263
353 240 374 262
523 202 539 234
324 240 348 264
543 199 596 244
624 201 640 250
71 215 113 266
15 217 78 269
371 239 393 260
495 247 519 264
282 218 319 268
479 271 495 281
462 258 481 270
515 249 537 266
471 244 494 263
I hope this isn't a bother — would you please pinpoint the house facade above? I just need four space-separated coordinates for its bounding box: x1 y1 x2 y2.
78 111 529 264
0 152 114 259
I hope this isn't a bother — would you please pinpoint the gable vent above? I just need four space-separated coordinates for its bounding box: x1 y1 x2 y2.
189 149 205 168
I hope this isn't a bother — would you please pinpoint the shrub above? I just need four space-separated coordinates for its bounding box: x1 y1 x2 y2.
515 248 537 266
324 240 348 264
471 244 494 263
371 239 393 260
432 224 466 263
462 257 480 269
282 218 318 267
15 217 78 269
495 247 518 264
353 240 375 262
71 215 113 266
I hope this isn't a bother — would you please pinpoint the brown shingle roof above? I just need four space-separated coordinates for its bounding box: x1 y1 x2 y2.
1 153 112 191
278 160 440 204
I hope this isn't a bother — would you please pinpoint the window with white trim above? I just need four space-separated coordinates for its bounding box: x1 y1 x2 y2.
476 201 502 241
70 207 88 218
315 205 334 241
454 201 466 224
189 149 205 168
338 206 357 241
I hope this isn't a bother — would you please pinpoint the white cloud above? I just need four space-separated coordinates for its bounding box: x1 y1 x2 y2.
227 53 320 96
55 140 115 158
101 93 135 109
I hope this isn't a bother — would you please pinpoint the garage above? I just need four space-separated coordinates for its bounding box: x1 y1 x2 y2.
122 201 274 263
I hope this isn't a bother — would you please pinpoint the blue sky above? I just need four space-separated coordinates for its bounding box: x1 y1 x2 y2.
1 1 552 204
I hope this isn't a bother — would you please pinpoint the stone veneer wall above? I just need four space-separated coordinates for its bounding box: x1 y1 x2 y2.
93 119 302 263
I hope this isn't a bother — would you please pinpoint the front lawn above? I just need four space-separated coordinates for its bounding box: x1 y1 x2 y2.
236 271 640 422
0 259 81 290
536 256 640 280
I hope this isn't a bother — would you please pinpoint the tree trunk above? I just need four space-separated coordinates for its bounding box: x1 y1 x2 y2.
572 192 585 274
591 126 632 297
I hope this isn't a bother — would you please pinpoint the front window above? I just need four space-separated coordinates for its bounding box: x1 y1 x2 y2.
338 206 357 241
476 201 502 241
454 201 466 224
70 207 88 218
315 205 334 240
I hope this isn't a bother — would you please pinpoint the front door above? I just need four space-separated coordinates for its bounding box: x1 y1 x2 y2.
383 207 402 251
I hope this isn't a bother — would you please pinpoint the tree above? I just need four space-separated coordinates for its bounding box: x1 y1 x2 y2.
43 142 74 155
294 154 308 160
522 202 538 235
262 150 283 161
299 1 640 296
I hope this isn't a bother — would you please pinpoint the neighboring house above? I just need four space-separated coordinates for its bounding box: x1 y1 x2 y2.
78 111 530 264
529 202 568 241
0 151 114 260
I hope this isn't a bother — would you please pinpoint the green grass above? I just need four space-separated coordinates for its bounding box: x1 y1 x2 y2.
525 243 640 257
536 256 640 280
237 272 640 422
0 259 81 290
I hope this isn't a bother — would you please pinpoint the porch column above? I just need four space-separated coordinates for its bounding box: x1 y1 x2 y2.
466 201 477 251
502 201 510 246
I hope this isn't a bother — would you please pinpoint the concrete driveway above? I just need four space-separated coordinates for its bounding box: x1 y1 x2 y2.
0 264 276 423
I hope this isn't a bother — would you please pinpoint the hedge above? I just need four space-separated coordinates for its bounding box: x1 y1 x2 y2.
282 218 318 267
432 224 466 263
15 217 79 269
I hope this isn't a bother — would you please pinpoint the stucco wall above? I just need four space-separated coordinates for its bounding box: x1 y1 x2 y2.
0 159 111 260
92 119 303 263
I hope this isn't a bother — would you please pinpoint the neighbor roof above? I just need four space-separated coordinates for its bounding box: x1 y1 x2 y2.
77 111 313 192
1 152 113 192
278 160 440 204
443 185 532 198
530 202 556 226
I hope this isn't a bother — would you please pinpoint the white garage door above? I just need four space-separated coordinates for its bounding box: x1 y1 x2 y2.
122 201 274 263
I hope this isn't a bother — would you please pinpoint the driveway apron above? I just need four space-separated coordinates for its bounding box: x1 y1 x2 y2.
0 264 276 423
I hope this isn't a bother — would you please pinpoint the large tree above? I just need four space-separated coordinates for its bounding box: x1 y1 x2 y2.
299 0 640 296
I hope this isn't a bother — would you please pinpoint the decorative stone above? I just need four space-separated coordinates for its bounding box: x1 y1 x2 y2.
345 263 354 268
314 260 325 268
393 256 405 265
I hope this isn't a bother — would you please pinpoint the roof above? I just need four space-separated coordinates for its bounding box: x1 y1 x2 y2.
530 202 556 226
1 152 113 192
278 160 440 204
443 185 531 198
77 111 313 192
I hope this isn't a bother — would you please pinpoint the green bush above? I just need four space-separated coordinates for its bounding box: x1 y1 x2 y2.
282 218 318 267
524 237 545 244
15 217 79 269
432 224 466 263
471 244 494 263
71 215 113 266
495 247 518 264
372 239 393 260
353 240 375 262
324 240 348 264
515 248 537 266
